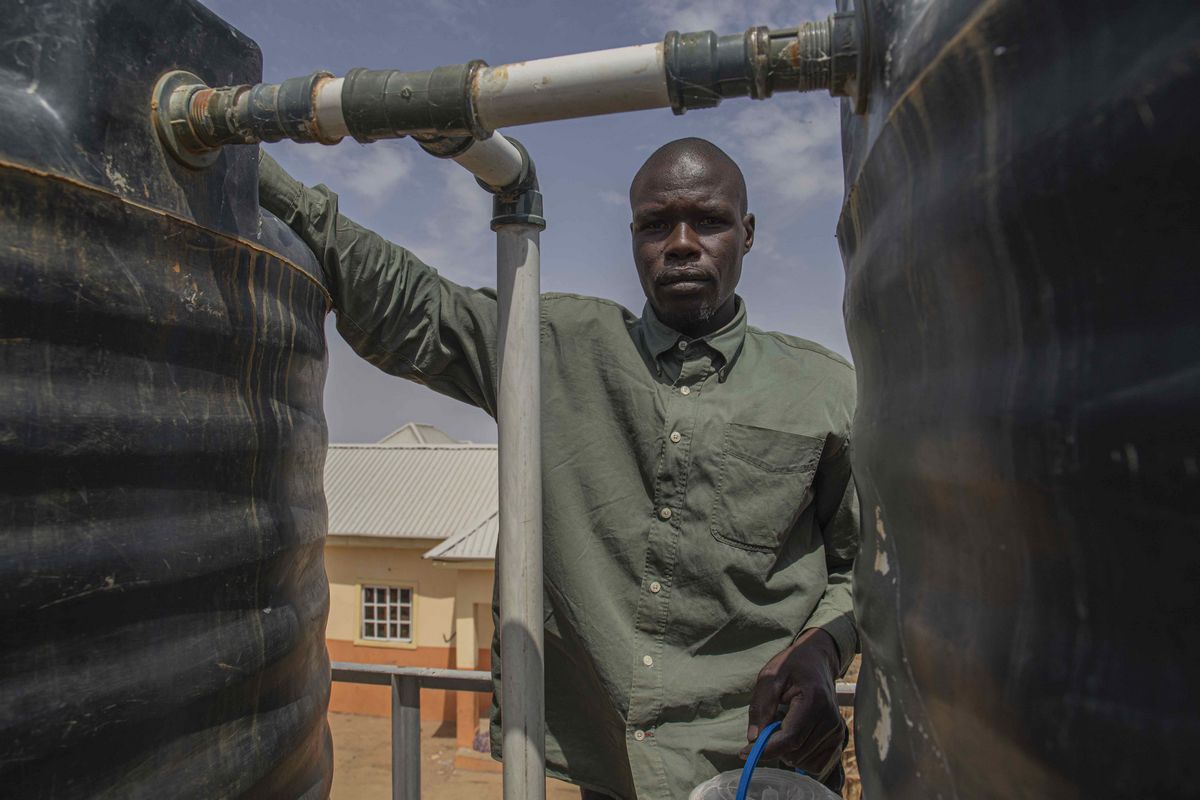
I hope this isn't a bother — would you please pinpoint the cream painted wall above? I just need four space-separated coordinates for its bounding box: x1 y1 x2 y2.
325 541 453 648
452 568 495 667
325 539 496 653
475 601 495 654
465 570 496 646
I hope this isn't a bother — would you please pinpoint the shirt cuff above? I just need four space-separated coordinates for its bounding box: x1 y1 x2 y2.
799 613 858 677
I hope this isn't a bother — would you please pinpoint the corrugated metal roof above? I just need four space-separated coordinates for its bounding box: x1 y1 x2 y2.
325 444 497 539
378 422 461 445
424 511 498 561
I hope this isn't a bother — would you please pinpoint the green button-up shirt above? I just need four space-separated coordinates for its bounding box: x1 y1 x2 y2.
260 153 859 800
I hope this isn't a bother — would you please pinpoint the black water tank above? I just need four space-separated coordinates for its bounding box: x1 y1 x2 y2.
840 0 1199 797
0 1 333 796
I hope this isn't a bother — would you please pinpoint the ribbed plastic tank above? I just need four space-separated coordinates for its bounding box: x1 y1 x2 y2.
0 1 333 796
839 0 1199 797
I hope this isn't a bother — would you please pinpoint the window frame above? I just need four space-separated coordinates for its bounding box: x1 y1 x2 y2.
357 583 416 647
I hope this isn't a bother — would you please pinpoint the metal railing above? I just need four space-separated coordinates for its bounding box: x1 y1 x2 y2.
331 662 492 800
331 661 857 800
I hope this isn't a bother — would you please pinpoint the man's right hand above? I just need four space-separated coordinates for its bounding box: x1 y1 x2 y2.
740 628 846 779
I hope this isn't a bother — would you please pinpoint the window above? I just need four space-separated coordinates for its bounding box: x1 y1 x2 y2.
361 585 413 642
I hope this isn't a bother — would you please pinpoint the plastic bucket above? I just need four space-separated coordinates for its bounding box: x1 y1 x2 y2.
688 722 841 800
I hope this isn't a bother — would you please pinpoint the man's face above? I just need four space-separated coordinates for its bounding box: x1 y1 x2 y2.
630 154 754 332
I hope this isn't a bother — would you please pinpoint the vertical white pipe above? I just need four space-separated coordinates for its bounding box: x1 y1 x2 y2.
495 225 545 800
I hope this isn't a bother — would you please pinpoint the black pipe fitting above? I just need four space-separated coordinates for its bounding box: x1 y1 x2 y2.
190 82 251 144
412 134 477 159
767 12 868 109
664 8 868 115
153 68 341 167
663 30 759 113
209 71 336 145
492 186 545 231
341 62 487 143
407 132 544 229
481 137 545 231
833 9 871 114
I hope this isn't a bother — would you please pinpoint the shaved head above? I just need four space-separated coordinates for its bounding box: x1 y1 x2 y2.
630 138 748 214
628 138 755 336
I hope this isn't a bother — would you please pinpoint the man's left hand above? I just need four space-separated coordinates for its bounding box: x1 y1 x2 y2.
740 628 846 777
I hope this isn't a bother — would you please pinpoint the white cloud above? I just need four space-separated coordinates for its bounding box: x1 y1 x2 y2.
274 140 413 203
268 137 497 288
319 143 412 202
599 189 628 207
637 0 828 34
721 96 843 207
406 166 495 287
442 166 494 223
413 0 487 25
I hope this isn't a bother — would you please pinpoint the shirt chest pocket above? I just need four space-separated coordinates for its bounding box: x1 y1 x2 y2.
709 423 825 552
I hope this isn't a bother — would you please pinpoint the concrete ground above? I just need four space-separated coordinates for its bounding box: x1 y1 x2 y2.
328 713 578 800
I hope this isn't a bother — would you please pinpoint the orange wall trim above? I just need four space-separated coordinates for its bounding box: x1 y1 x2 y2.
328 639 492 723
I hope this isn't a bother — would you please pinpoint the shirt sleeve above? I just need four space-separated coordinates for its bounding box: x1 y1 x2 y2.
799 431 860 675
258 149 500 416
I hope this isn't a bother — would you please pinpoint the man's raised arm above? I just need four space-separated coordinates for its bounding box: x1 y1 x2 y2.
259 150 500 416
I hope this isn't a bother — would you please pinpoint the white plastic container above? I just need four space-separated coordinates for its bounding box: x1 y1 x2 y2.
688 767 842 800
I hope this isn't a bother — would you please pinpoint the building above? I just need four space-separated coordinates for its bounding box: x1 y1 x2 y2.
377 421 463 445
323 424 498 770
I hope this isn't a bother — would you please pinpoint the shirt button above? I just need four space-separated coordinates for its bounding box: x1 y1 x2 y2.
658 507 672 520
633 730 646 741
679 386 691 396
678 340 689 351
643 655 654 667
669 431 682 443
649 581 662 594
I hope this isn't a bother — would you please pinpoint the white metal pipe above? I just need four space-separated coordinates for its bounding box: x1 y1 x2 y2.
314 76 349 140
495 224 545 800
441 134 542 800
451 133 524 188
473 43 670 130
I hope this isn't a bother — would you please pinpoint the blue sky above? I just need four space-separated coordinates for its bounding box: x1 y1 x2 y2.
207 0 846 444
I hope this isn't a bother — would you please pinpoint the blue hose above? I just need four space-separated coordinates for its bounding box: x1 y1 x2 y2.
736 720 782 800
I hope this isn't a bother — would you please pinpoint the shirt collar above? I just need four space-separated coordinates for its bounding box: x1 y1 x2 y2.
638 297 748 379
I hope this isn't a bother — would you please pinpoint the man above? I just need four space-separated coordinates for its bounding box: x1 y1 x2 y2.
259 137 858 798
